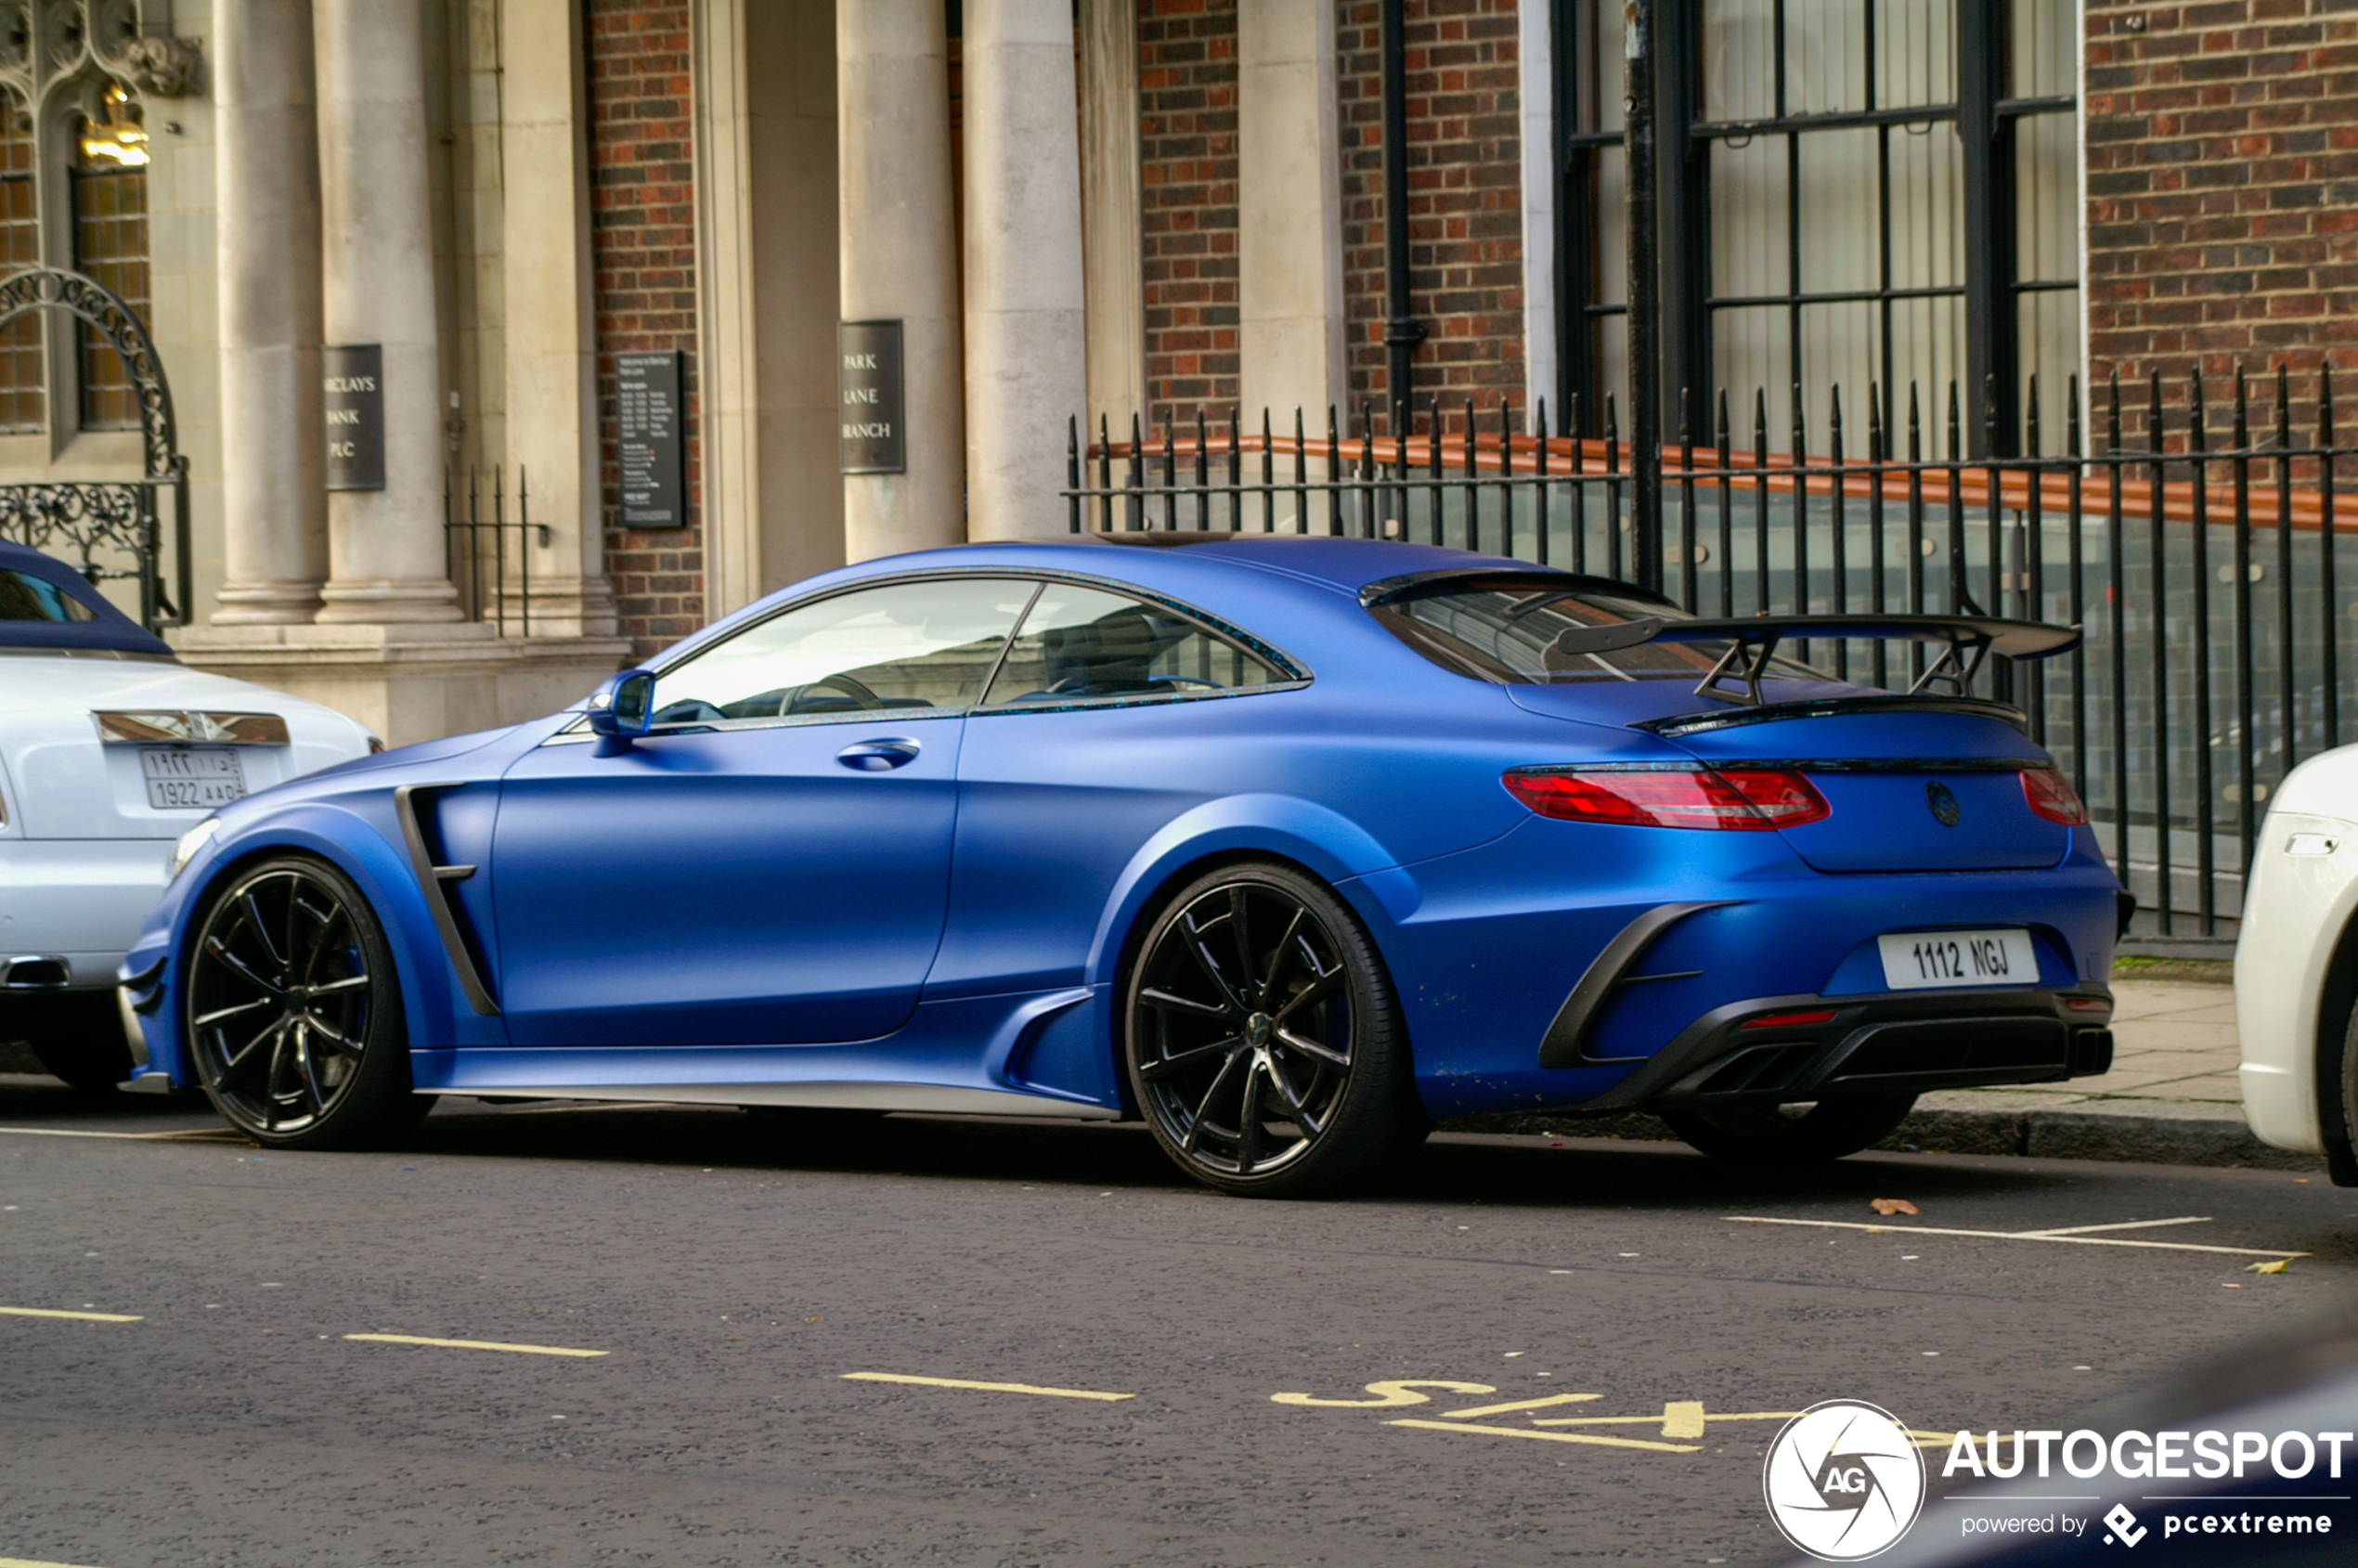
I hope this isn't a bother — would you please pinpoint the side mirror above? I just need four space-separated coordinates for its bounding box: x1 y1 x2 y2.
587 668 655 754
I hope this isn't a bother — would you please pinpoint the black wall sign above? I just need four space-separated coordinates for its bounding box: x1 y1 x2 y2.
616 350 686 528
839 319 905 474
323 343 384 491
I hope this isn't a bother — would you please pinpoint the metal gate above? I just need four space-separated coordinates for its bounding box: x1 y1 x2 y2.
0 266 189 629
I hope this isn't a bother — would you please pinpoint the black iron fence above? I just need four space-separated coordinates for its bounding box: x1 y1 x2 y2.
444 465 549 636
1068 369 2358 952
2 475 189 629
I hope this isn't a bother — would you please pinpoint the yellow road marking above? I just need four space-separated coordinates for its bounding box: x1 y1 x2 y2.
344 1333 606 1359
1661 1400 1705 1438
842 1371 1133 1402
0 1556 114 1567
0 1306 142 1323
1387 1419 1701 1453
1439 1393 1602 1419
1727 1215 2309 1259
1535 1409 1800 1430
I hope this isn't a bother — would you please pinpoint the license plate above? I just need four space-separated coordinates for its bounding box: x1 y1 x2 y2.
1878 928 2038 990
141 746 246 810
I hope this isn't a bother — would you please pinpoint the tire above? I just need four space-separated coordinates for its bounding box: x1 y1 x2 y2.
1123 862 1419 1198
184 856 434 1149
27 995 134 1093
1660 1095 1917 1167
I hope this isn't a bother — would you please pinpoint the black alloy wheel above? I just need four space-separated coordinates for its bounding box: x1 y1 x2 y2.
185 857 431 1148
1124 862 1422 1197
1658 1094 1917 1166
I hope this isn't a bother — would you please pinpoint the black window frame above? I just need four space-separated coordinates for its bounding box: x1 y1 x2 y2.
1551 0 2078 454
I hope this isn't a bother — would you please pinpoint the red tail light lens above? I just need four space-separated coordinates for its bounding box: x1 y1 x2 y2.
2022 766 2089 825
1502 768 1830 831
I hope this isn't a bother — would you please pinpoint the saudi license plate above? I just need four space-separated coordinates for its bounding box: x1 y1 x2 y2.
1878 928 2038 990
141 746 247 810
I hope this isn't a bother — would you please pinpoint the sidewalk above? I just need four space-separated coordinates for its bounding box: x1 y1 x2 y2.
1894 970 2310 1168
1449 963 2329 1171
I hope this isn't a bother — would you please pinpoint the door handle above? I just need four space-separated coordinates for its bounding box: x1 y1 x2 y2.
836 738 921 771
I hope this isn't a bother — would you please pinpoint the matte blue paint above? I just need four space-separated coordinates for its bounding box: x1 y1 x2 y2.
127 537 2126 1132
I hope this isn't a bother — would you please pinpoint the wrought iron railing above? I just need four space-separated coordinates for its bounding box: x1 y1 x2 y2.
0 267 191 629
1067 369 2358 952
443 465 549 637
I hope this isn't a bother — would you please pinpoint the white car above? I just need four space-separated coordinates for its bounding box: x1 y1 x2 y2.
1 541 378 1089
2234 741 2358 1186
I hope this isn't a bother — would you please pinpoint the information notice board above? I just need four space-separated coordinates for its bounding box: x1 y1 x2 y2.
616 350 685 527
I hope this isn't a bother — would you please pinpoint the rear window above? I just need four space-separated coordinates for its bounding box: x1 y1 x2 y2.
0 568 98 622
1371 584 1818 685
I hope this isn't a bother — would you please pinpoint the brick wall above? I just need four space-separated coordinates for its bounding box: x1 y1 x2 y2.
1336 0 1524 436
2085 0 2358 447
1139 0 1239 437
587 0 702 659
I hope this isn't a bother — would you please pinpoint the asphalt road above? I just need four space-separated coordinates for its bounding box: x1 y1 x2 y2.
4 1074 2353 1568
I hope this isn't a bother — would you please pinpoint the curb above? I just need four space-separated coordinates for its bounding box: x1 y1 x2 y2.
1439 1104 2329 1173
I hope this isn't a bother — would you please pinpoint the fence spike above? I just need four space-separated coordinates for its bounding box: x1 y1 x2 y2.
2066 373 2082 459
2027 373 2041 460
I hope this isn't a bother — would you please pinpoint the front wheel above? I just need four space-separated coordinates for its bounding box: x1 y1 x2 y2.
184 856 432 1148
1124 862 1419 1198
1660 1095 1917 1167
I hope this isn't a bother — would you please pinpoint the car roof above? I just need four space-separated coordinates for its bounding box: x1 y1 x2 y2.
0 539 175 656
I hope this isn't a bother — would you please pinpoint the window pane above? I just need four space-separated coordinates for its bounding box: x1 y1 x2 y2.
0 111 40 434
983 582 1281 706
650 577 1033 727
73 85 151 432
0 567 97 621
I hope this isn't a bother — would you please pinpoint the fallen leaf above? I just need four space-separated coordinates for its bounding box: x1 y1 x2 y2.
2245 1259 2291 1275
1870 1198 1920 1216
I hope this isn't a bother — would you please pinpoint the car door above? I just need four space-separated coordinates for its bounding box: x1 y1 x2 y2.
489 576 1038 1046
926 578 1298 1002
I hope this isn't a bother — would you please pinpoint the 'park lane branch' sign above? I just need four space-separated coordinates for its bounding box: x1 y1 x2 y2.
839 319 905 474
323 344 384 491
616 350 686 528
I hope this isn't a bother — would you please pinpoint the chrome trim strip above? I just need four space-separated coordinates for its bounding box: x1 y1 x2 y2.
432 1082 1121 1119
392 784 499 1017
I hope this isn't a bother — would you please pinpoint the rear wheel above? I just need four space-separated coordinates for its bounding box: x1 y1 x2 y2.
185 857 432 1148
1124 862 1419 1198
1660 1095 1916 1167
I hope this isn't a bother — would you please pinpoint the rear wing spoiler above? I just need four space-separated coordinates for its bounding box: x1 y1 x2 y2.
1566 612 2080 708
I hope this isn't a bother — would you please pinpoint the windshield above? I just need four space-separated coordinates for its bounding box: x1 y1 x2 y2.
1370 584 1821 685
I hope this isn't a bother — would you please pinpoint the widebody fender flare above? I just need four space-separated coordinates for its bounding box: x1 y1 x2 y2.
172 799 488 1059
1081 792 1422 991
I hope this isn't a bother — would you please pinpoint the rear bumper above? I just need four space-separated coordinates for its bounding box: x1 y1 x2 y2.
1568 985 2113 1113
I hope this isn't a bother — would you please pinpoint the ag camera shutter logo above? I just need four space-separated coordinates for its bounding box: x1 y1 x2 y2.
1763 1400 1927 1561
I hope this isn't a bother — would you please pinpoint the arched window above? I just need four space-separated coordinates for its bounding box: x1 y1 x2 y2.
0 110 41 433
71 83 148 430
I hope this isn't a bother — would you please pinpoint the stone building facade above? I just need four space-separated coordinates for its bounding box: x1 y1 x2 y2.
2 1 2342 743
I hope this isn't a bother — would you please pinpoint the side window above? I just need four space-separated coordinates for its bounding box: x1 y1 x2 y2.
982 582 1283 707
649 577 1036 729
0 568 97 621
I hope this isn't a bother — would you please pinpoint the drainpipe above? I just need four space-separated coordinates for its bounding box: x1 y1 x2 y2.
1380 0 1425 418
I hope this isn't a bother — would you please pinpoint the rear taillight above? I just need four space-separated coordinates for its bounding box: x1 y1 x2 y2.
1502 768 1831 831
2022 766 2089 825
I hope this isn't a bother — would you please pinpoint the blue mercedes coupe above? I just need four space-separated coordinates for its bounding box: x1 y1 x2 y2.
121 536 2125 1195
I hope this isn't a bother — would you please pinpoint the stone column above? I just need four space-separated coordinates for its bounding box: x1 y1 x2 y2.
1237 3 1347 424
314 0 462 624
501 0 618 635
962 0 1085 541
837 0 964 561
1081 0 1146 441
208 0 326 624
